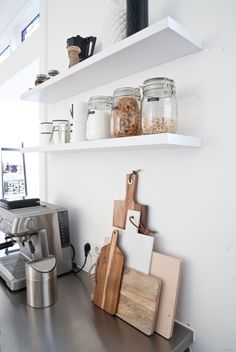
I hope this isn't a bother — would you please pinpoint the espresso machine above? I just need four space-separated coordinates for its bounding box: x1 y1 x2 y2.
0 201 72 290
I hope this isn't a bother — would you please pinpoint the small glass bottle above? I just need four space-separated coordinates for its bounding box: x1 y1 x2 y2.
111 87 141 137
141 77 178 134
86 96 112 140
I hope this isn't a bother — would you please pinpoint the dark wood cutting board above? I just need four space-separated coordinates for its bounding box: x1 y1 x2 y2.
93 229 124 315
113 172 148 234
116 267 162 336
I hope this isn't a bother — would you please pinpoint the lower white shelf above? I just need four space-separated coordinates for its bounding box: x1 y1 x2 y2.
21 134 201 153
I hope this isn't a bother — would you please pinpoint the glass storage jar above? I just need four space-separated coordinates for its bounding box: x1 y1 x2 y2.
111 87 141 137
141 77 177 134
86 95 112 140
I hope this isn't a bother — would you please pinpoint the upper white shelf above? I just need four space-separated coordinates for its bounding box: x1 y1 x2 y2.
20 17 202 104
21 134 201 153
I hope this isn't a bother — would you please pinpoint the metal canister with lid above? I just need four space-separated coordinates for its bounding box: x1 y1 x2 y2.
25 256 57 308
141 77 178 134
86 95 112 140
111 87 141 137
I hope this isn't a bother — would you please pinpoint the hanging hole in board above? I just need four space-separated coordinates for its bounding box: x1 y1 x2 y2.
128 176 133 184
128 169 141 184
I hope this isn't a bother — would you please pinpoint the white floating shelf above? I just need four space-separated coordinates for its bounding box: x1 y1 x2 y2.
20 17 202 104
21 134 201 153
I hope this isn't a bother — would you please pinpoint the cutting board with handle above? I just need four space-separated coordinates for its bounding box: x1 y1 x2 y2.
113 209 154 274
113 172 148 234
116 267 162 336
93 229 124 315
150 252 182 339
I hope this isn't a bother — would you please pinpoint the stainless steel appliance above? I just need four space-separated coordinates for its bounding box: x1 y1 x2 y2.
0 202 72 290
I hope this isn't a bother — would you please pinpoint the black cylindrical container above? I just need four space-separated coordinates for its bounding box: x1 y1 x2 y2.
126 0 148 37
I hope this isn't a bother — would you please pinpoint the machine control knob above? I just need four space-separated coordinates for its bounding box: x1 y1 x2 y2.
25 217 38 231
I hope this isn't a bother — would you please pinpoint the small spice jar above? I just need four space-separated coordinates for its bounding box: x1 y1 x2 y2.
141 77 178 134
35 74 49 86
86 96 112 140
111 87 141 137
48 69 60 77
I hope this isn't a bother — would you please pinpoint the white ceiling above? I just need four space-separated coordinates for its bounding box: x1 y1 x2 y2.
0 0 28 34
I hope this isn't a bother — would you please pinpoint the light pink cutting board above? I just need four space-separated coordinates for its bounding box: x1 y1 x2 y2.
150 252 182 339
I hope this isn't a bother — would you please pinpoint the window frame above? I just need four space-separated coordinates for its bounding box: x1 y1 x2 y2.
21 13 40 42
0 45 10 63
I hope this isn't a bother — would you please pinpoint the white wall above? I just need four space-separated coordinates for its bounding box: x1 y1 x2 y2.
43 1 236 351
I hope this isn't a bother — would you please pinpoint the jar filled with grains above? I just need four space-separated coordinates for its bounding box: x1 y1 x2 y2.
141 77 178 134
111 87 141 137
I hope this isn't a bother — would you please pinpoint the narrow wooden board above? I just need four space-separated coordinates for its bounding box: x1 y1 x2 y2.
113 173 148 234
150 252 182 339
116 267 162 336
93 230 124 315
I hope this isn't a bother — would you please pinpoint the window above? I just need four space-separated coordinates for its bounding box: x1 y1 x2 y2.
21 14 40 42
0 148 27 199
0 60 40 200
0 45 10 64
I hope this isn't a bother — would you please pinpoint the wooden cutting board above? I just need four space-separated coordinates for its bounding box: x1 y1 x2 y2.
113 209 154 274
150 252 182 339
113 172 148 234
116 267 162 336
93 230 124 315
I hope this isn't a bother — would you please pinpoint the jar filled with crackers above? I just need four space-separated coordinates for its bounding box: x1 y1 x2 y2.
141 77 178 134
111 87 141 137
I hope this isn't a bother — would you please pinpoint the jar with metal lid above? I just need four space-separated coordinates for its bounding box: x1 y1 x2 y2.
141 77 178 134
35 74 49 86
48 69 60 77
86 96 112 140
111 87 141 137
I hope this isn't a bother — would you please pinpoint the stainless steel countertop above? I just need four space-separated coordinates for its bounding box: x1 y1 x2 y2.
0 272 193 352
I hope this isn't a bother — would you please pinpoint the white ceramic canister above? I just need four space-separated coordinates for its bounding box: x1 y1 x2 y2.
40 132 52 145
40 122 53 134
